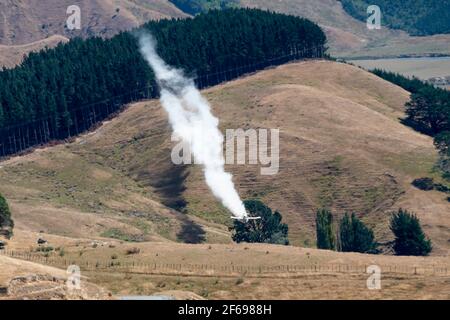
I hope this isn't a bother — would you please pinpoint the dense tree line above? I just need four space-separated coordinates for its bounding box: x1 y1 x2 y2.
371 69 437 96
371 69 450 136
372 69 450 178
315 208 431 255
0 8 326 157
315 209 376 253
340 0 450 36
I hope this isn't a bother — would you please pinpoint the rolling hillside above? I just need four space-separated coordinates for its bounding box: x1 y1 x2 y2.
0 0 187 45
0 35 69 68
238 0 450 58
2 0 450 69
0 60 448 254
2 237 449 299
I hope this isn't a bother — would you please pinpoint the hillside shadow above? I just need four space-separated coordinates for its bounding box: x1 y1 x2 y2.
153 164 190 211
137 161 190 212
177 216 206 244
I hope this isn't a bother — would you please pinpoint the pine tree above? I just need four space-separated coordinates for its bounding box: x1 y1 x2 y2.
390 209 432 256
434 131 450 178
339 213 377 253
339 213 353 252
315 209 335 250
372 69 450 137
0 193 14 239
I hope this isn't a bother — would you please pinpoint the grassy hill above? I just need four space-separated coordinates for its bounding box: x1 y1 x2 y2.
2 233 449 299
1 60 449 299
0 0 187 45
166 0 450 57
0 0 188 68
0 35 69 68
0 60 448 254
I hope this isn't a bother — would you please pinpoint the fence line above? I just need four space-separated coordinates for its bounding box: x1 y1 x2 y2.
1 249 447 277
0 45 325 159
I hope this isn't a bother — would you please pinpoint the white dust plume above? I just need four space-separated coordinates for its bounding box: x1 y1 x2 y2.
138 33 247 218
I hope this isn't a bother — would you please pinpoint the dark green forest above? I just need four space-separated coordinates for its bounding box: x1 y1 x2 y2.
339 0 450 36
0 8 326 157
169 0 238 15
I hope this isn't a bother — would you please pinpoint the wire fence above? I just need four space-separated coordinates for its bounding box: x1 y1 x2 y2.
0 45 325 159
1 249 448 278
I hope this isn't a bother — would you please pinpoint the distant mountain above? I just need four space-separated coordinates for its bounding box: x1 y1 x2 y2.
0 0 188 67
238 0 450 58
170 0 450 58
339 0 450 36
169 0 450 37
2 0 450 67
0 0 188 45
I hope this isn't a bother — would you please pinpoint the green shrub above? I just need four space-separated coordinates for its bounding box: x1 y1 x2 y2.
231 200 289 245
339 213 377 253
434 183 450 193
0 193 13 239
126 247 140 255
412 177 434 191
36 246 54 252
390 209 432 256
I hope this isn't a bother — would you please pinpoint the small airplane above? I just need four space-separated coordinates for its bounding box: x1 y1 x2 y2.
231 216 261 222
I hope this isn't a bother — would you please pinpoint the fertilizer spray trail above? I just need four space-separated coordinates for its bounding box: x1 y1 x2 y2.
138 33 247 219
